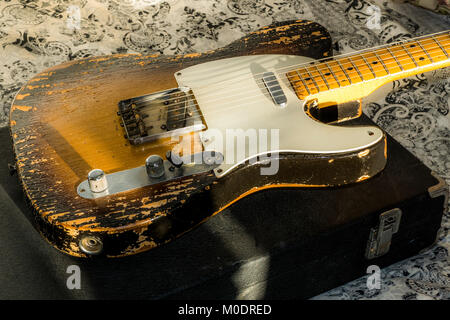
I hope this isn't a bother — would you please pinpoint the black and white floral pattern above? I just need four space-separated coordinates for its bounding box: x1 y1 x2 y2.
0 0 448 299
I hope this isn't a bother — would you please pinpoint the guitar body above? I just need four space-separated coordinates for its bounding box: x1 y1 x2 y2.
10 20 387 257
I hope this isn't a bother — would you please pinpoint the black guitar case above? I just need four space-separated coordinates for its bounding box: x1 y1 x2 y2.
0 113 446 299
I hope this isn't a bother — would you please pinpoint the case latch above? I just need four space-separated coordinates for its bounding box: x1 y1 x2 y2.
365 208 402 259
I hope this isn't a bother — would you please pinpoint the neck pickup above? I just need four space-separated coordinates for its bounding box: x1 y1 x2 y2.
262 72 287 108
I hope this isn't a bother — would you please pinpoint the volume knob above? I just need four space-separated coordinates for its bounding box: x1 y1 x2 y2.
146 155 165 178
88 169 108 193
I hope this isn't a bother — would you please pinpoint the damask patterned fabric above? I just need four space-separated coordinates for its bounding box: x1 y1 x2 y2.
0 0 448 300
407 0 450 14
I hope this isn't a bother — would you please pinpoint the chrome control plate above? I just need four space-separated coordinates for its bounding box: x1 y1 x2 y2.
77 152 223 199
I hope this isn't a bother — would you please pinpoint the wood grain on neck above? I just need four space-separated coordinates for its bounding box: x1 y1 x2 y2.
287 32 450 103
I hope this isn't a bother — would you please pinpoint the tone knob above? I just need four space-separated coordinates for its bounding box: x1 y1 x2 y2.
88 169 108 193
146 155 165 178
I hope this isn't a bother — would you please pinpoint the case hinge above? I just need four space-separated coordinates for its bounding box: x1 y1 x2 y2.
365 208 402 260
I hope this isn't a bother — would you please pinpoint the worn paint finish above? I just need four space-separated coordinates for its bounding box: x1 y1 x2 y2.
10 20 385 257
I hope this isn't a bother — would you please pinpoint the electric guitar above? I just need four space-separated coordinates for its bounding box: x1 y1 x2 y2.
10 20 449 257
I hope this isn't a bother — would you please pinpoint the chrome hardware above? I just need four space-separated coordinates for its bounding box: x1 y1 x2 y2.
261 72 287 108
77 151 223 199
79 235 103 255
87 169 108 193
145 155 165 178
365 208 402 259
118 87 206 145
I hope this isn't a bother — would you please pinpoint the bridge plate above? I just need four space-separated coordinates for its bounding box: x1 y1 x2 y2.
118 87 205 145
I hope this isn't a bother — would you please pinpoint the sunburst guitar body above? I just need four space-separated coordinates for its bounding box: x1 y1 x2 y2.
10 20 450 257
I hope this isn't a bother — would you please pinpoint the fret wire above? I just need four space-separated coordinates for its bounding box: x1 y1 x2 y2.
282 32 450 85
360 54 377 78
289 35 449 87
324 61 341 87
373 51 390 74
296 70 311 95
348 57 364 81
289 41 450 95
386 47 404 71
314 64 330 89
288 37 450 94
416 40 434 63
305 67 320 92
286 42 448 92
336 59 352 84
401 44 419 67
431 36 448 58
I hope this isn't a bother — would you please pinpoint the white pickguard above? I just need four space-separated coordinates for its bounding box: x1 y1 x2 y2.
176 54 384 177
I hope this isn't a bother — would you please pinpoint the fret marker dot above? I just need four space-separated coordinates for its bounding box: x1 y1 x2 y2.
325 72 331 76
372 61 378 64
347 67 353 70
419 57 425 60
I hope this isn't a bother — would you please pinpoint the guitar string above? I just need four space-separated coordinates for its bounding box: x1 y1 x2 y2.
129 41 450 127
124 43 450 127
126 34 450 121
132 45 450 130
124 31 450 107
129 30 450 104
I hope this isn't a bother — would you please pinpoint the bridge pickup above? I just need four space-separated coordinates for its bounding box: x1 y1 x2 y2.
262 72 287 107
118 87 205 145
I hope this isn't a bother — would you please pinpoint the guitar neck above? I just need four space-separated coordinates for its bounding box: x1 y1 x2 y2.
287 31 450 102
